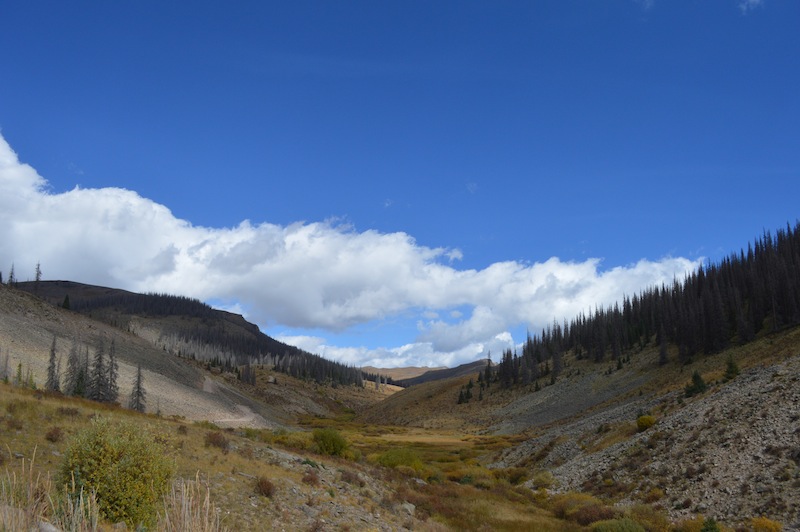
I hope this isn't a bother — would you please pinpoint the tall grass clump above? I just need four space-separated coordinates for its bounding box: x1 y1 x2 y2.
58 417 174 528
1 449 99 531
157 474 224 532
0 450 51 530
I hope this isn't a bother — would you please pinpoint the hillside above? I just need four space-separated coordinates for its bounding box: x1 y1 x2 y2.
0 283 387 428
16 280 365 388
361 325 800 527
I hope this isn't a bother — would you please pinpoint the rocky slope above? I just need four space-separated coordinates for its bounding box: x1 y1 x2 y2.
491 350 800 529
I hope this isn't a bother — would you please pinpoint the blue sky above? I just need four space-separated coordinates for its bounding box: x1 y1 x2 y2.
1 1 798 368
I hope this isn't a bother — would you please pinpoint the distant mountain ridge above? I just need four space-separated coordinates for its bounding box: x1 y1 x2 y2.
17 280 365 387
396 359 488 387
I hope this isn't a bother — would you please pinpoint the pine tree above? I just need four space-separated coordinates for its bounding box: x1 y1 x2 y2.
1 348 9 383
658 324 668 366
128 365 146 413
7 264 15 285
723 355 740 382
45 336 60 392
88 339 109 402
64 341 84 396
107 339 119 402
34 262 42 294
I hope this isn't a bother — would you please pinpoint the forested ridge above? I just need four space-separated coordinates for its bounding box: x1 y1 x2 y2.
17 283 366 387
493 222 800 389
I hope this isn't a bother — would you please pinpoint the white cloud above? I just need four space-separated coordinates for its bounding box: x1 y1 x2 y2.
0 133 702 368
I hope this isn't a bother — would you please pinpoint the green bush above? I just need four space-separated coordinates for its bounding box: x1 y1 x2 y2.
592 517 646 532
58 418 174 528
375 448 423 471
636 415 656 432
312 428 349 457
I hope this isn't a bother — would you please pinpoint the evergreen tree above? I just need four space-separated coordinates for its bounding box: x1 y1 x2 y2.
1 348 9 383
107 339 119 402
34 262 42 294
128 365 146 413
7 263 15 285
64 341 85 396
45 336 60 392
88 339 109 402
658 324 668 366
723 355 740 382
684 370 708 398
62 294 71 310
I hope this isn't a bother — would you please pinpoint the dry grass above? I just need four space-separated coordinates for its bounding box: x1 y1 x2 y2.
158 474 225 532
0 448 100 531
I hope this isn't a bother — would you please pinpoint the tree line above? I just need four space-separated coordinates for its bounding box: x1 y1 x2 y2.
1 335 147 413
51 289 369 387
491 222 800 390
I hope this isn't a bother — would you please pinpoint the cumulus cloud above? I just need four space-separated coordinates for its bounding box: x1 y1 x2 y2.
0 134 701 367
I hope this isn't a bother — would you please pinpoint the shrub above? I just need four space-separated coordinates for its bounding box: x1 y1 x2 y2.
340 469 365 487
58 418 173 528
636 415 656 432
375 448 423 471
255 476 275 498
302 470 320 486
641 487 664 503
274 430 313 451
573 503 617 526
529 470 555 489
204 431 230 452
176 425 189 436
312 428 348 457
45 426 64 443
750 516 783 532
592 517 646 532
699 517 720 532
493 467 529 486
627 503 671 532
550 492 605 521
